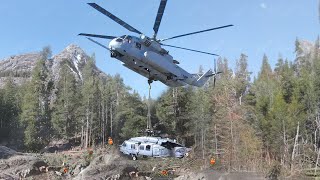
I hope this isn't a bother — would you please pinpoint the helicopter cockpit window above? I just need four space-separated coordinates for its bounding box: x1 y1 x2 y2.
124 36 132 43
131 144 135 149
116 38 123 43
146 145 151 151
135 42 141 50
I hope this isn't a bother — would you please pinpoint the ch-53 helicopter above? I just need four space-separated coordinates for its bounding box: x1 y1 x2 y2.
79 1 233 87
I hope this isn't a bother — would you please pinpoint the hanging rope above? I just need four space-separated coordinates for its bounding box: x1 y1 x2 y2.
147 81 152 130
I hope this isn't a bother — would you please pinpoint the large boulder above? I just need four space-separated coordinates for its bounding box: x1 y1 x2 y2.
0 155 48 178
40 145 59 153
0 146 16 159
74 152 143 180
41 139 73 153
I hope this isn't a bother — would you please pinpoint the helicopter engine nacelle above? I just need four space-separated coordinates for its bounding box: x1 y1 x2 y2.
140 35 168 54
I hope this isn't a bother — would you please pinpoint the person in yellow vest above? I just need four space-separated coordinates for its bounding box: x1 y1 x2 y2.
108 137 113 145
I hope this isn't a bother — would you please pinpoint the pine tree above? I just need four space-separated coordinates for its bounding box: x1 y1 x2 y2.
2 77 22 141
81 56 101 148
52 62 82 139
155 86 194 140
119 92 147 140
235 53 250 104
20 47 52 151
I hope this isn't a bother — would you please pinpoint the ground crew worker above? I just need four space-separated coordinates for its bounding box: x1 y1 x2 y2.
108 137 113 145
210 157 216 165
63 166 69 174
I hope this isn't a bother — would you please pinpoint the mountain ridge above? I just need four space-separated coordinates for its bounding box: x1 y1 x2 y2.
0 44 108 89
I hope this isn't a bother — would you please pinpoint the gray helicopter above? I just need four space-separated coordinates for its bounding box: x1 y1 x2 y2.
119 136 190 160
79 1 233 87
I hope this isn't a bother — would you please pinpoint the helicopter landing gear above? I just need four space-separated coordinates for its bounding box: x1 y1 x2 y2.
132 154 137 161
110 51 117 58
148 79 153 85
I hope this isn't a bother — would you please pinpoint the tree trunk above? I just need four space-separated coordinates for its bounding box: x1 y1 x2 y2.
215 124 218 156
315 148 320 176
282 119 288 166
291 122 299 172
110 102 113 137
106 102 108 138
81 123 84 148
315 129 318 152
89 114 93 148
201 128 204 159
229 112 234 172
85 110 89 149
102 100 105 146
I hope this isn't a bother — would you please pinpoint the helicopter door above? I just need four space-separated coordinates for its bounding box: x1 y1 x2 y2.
138 144 153 156
153 147 160 157
143 144 152 156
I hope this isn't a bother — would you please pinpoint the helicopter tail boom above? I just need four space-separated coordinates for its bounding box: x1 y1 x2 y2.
193 69 214 87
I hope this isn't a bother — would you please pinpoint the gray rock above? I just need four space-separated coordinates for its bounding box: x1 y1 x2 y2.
0 146 17 159
0 155 48 178
74 153 140 180
0 44 109 89
0 44 111 112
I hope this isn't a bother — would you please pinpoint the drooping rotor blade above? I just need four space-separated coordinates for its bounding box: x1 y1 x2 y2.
88 3 142 34
214 58 217 73
153 0 168 38
86 37 110 51
160 24 234 42
79 33 116 39
161 43 219 56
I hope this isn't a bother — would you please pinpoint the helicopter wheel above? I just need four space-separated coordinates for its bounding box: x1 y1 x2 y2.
132 154 137 161
110 51 118 58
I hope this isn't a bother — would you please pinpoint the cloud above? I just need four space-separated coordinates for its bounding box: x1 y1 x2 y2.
260 3 267 9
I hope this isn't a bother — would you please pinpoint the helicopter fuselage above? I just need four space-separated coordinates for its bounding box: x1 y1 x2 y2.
79 1 231 87
108 35 205 87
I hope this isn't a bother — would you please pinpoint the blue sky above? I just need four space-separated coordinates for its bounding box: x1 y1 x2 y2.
0 0 319 98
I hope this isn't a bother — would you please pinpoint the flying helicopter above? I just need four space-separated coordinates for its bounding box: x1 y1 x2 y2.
79 1 233 87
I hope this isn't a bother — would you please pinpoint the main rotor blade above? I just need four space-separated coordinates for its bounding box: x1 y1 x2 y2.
153 0 168 38
160 24 234 42
86 38 110 51
88 3 142 34
214 58 217 73
79 33 116 39
161 43 219 56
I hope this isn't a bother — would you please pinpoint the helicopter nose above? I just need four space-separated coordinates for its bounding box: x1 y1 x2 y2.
109 38 122 50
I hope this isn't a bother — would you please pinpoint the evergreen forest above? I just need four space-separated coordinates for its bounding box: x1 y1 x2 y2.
1 37 320 175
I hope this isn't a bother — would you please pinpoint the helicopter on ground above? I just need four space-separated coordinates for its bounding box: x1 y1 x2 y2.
119 136 190 160
79 1 233 87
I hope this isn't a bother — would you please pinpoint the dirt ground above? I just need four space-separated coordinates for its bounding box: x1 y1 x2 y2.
0 146 266 180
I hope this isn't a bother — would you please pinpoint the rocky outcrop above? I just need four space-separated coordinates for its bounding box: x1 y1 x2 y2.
0 154 48 179
0 53 41 88
0 44 108 89
50 44 89 83
0 53 40 73
0 146 17 159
